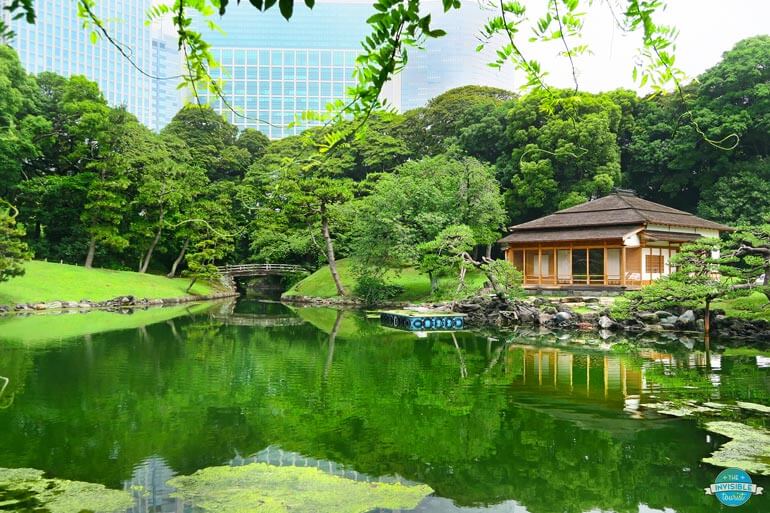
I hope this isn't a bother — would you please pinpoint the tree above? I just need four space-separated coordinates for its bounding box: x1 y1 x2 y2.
417 224 475 294
351 153 505 271
161 105 240 180
0 201 32 282
235 128 271 163
697 158 770 226
0 45 47 198
243 131 355 295
499 90 624 222
81 108 135 268
730 223 770 287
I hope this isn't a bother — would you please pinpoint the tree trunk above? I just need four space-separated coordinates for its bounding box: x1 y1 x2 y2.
167 239 189 278
185 277 198 294
462 253 508 301
139 209 164 274
485 243 492 259
84 237 96 268
320 206 346 296
324 310 342 381
429 271 438 294
764 264 770 286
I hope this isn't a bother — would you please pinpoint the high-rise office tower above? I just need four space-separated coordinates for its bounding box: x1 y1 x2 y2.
192 1 371 139
193 0 513 138
398 2 515 110
4 0 182 131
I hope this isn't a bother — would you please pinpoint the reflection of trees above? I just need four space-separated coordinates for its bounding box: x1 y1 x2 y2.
0 310 767 513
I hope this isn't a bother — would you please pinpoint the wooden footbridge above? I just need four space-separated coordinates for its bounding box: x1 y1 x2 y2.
216 263 307 278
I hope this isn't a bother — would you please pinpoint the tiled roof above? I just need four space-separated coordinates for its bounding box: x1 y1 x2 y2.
499 225 641 244
506 191 733 233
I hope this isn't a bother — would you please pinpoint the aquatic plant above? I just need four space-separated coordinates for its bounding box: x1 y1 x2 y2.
167 462 433 513
0 467 133 512
704 421 770 475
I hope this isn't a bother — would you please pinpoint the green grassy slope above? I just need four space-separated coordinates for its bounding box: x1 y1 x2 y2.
713 291 770 321
0 261 217 306
284 258 487 301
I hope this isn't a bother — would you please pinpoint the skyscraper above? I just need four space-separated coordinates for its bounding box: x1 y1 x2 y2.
398 2 515 110
194 0 513 138
192 1 371 139
4 0 182 131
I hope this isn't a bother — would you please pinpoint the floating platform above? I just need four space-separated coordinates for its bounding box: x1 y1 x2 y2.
379 310 466 331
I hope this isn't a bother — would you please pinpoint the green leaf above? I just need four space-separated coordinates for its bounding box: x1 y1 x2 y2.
264 0 278 11
278 0 293 19
304 0 315 8
89 31 98 44
248 0 263 10
219 0 228 16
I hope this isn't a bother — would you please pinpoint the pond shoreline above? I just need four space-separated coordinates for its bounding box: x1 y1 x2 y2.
283 293 770 344
0 291 239 316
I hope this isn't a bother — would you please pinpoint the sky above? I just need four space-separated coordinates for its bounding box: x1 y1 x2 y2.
504 0 770 92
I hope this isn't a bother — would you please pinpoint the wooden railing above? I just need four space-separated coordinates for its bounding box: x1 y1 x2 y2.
216 263 306 275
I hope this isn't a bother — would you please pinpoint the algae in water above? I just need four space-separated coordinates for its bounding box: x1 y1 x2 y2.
703 421 770 475
167 462 433 513
0 467 133 513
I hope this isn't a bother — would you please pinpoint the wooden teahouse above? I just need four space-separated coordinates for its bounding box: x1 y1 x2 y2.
498 189 733 290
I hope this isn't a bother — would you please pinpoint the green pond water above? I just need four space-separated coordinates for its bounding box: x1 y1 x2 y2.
0 299 769 513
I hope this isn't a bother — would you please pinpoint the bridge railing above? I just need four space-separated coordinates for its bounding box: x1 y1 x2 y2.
216 263 306 274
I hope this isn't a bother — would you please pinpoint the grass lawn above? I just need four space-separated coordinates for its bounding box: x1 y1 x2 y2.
284 258 488 302
713 291 770 322
0 260 217 306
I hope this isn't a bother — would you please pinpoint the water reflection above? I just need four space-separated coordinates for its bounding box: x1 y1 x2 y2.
0 300 767 513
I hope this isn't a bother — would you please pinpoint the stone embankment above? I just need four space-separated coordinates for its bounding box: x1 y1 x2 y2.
0 291 238 315
452 295 770 342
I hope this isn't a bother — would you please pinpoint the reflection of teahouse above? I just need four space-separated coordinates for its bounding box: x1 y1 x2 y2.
498 189 733 290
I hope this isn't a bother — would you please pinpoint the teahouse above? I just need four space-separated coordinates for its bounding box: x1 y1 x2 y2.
498 190 733 290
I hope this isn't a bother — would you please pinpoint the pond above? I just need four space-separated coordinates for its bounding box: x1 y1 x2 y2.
0 299 768 513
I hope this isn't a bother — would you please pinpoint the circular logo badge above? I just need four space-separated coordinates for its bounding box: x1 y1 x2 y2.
713 468 753 507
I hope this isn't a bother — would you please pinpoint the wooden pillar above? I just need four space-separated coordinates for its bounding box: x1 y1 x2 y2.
586 248 591 285
603 242 608 285
621 246 627 286
522 249 527 285
538 245 543 286
569 243 574 285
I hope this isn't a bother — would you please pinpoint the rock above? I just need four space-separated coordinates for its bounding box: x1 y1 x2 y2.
579 312 598 322
676 310 696 329
556 303 573 313
542 305 558 314
78 302 92 308
0 305 9 313
736 401 770 414
598 315 617 330
654 310 673 319
695 319 705 331
636 312 658 323
14 303 30 311
583 297 600 304
62 301 79 309
537 313 553 325
32 303 47 310
554 311 572 323
560 296 584 303
45 301 62 309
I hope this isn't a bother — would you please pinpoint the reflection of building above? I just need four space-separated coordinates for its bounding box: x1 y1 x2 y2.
123 456 177 513
5 0 182 130
499 190 733 290
508 346 644 412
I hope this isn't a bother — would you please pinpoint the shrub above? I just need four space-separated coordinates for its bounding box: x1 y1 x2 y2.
481 259 524 299
353 274 403 306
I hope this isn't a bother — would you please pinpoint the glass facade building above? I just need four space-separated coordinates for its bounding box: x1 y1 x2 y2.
192 2 371 138
4 0 182 131
194 0 513 138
